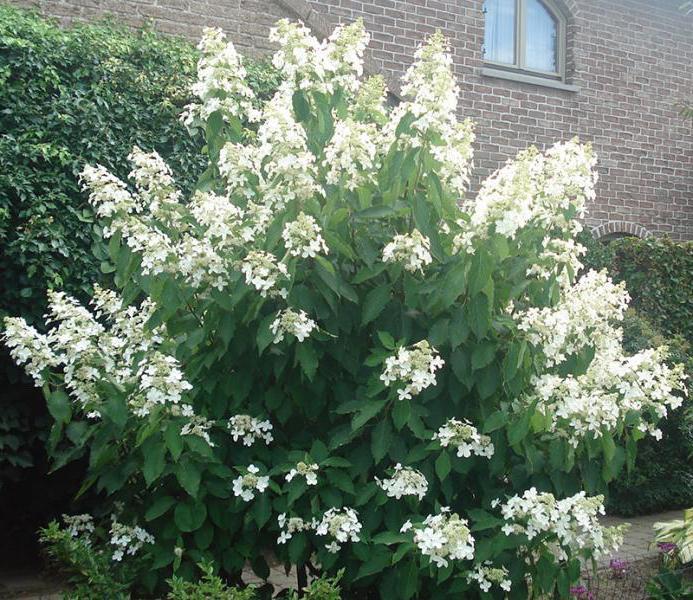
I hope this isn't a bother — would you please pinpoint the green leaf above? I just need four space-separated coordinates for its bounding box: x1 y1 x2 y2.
435 452 451 481
292 90 311 122
256 312 275 355
288 533 308 565
371 418 393 463
174 500 207 532
362 284 391 325
145 496 176 521
165 423 184 461
46 390 71 424
392 399 410 431
296 342 319 381
175 458 201 497
468 509 503 531
143 441 166 486
468 294 491 339
482 410 508 433
507 410 532 446
372 531 409 545
468 249 494 296
471 341 496 371
253 492 272 528
377 330 396 350
352 399 388 431
101 394 128 429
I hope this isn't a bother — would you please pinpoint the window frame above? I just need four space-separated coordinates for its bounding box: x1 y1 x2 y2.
483 0 567 81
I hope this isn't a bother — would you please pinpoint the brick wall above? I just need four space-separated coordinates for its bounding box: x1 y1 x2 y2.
9 0 693 239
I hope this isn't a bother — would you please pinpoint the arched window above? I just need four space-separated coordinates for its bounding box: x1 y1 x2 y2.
483 0 566 80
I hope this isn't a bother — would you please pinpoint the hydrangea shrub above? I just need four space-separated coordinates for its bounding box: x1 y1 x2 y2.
3 20 687 598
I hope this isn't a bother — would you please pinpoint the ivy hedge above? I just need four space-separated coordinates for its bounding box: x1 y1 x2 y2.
0 5 280 563
582 234 693 343
581 234 693 515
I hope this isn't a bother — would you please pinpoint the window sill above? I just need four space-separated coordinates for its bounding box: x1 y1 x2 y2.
480 67 580 93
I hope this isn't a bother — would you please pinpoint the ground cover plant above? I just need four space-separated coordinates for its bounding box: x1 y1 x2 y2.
3 18 688 599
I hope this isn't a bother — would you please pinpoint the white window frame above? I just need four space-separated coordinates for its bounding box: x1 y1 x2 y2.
483 0 567 81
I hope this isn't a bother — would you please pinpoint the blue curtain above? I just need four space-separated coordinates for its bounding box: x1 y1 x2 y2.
484 0 516 65
524 0 558 72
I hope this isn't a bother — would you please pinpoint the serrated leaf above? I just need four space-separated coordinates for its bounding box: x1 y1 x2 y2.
47 390 71 424
256 312 275 355
143 441 166 486
174 500 206 532
296 342 319 381
471 342 496 371
352 399 387 431
435 452 451 481
362 285 391 325
392 399 410 431
507 410 532 447
371 418 393 463
482 410 508 433
176 458 201 497
145 495 176 521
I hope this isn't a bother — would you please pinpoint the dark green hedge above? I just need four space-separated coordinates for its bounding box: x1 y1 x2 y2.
580 233 693 515
581 234 693 343
606 310 693 516
0 5 280 563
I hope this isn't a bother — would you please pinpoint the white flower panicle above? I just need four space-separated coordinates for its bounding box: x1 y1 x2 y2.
134 352 193 417
388 32 475 197
182 27 256 127
109 520 154 562
3 288 199 427
376 463 428 500
499 488 625 561
324 118 379 190
228 415 274 446
63 514 95 540
525 339 686 446
239 251 289 298
253 91 322 208
270 19 368 95
455 140 597 253
127 146 181 215
315 507 362 553
282 213 329 258
189 191 247 247
410 507 475 568
181 414 215 446
433 418 495 459
517 270 630 367
270 308 317 344
2 318 57 385
80 164 139 219
380 340 445 400
382 229 433 273
285 461 319 486
277 513 317 544
232 464 270 502
467 563 512 593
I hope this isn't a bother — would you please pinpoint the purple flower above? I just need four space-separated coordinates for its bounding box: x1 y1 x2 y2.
657 541 677 554
570 585 591 599
609 558 629 577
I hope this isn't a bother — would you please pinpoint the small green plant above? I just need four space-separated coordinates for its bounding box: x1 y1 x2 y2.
39 519 132 599
286 570 344 600
167 561 257 599
654 509 693 564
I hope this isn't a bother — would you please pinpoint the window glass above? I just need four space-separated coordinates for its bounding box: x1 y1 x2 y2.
483 0 516 65
524 0 558 72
